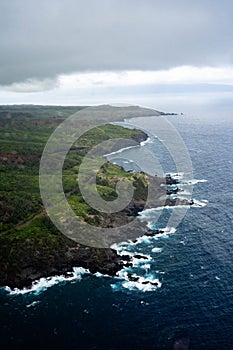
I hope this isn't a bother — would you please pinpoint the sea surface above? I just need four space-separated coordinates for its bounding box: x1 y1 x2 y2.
1 110 233 349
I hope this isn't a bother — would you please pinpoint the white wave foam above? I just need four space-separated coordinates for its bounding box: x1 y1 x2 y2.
156 270 165 275
140 137 152 146
110 242 124 251
104 145 138 157
164 227 176 234
111 242 136 254
122 275 162 292
112 227 176 251
141 264 151 271
26 301 40 308
146 227 176 239
192 199 208 207
139 197 208 216
140 204 188 213
94 272 110 278
146 228 176 240
140 301 150 306
5 267 90 295
183 179 208 185
114 249 135 257
152 247 163 253
116 269 131 280
112 245 152 265
132 254 152 267
139 207 163 217
113 267 162 292
130 235 152 245
123 160 134 164
178 190 191 196
168 172 184 180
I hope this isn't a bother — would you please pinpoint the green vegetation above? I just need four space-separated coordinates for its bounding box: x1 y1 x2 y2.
0 106 149 283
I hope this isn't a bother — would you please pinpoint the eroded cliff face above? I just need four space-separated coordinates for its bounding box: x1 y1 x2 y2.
0 201 149 289
1 240 123 289
0 179 162 290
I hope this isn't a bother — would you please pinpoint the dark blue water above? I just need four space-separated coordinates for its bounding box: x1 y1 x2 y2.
1 112 233 349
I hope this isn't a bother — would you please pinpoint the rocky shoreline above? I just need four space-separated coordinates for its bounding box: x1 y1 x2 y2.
1 128 194 290
1 243 124 290
0 130 147 290
2 171 194 290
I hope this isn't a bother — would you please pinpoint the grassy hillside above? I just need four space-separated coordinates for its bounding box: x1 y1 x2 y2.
0 105 150 286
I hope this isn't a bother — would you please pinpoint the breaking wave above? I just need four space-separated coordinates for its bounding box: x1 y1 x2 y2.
4 267 90 295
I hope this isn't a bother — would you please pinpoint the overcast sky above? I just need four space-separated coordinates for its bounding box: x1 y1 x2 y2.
0 0 233 109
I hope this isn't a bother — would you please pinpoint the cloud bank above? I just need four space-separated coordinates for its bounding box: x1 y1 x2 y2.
0 0 233 85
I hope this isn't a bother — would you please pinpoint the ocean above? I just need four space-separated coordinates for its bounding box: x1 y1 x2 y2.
1 109 233 349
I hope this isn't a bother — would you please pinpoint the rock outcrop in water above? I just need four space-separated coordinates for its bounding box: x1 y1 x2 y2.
166 174 180 185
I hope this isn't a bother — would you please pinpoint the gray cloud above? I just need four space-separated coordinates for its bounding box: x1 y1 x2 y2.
0 0 233 85
1 78 57 92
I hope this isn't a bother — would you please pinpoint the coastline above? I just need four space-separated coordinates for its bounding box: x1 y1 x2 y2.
1 120 198 292
0 128 150 290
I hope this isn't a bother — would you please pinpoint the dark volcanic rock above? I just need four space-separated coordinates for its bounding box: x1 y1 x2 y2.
131 131 148 144
0 191 194 289
120 254 132 261
0 242 123 289
145 229 164 236
166 187 180 195
165 197 194 207
127 273 139 282
133 254 148 260
166 174 179 185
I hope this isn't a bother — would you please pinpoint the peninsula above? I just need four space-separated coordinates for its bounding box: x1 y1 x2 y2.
0 105 187 289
